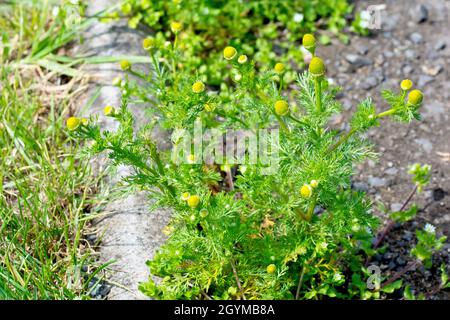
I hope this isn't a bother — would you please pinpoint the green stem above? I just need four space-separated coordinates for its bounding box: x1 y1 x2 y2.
376 108 396 119
326 128 356 155
274 113 290 134
278 74 284 95
314 77 322 112
306 197 317 222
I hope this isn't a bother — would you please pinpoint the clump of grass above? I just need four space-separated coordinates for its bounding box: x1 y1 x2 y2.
0 0 106 299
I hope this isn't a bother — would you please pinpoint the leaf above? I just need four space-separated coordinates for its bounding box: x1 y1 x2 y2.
381 279 403 293
403 285 415 300
389 205 418 223
440 264 448 286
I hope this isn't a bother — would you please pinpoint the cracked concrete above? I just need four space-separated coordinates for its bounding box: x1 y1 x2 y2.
75 0 170 300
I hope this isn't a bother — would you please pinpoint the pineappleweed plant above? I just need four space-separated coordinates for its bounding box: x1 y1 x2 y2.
68 32 434 299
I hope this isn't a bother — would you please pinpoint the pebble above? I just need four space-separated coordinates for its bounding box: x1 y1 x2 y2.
368 176 387 188
402 231 413 241
356 44 369 55
345 54 373 68
411 4 428 23
410 32 424 44
418 75 435 86
435 40 446 51
414 138 433 152
390 203 403 212
361 76 379 90
402 64 413 75
396 256 407 267
385 167 398 175
422 64 443 76
352 181 369 192
405 49 420 60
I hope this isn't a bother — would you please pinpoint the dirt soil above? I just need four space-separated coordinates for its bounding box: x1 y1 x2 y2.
319 0 450 298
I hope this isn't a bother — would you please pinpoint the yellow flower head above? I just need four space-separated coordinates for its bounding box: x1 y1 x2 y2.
187 154 196 164
103 105 115 116
238 55 248 64
181 192 190 201
66 117 81 131
187 195 200 208
266 264 276 274
170 21 183 33
300 184 313 199
309 57 325 77
112 76 122 86
310 180 319 188
223 46 237 60
192 81 205 94
274 62 285 74
120 60 131 71
274 100 289 116
302 34 316 53
204 103 215 112
408 89 423 105
143 37 155 50
400 79 413 91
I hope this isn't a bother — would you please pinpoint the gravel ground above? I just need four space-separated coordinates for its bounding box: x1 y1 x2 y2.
319 0 450 298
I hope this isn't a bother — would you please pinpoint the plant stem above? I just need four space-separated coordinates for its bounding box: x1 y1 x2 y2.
373 185 418 250
381 260 419 289
314 77 322 112
274 113 290 134
230 259 246 300
376 108 396 119
295 265 306 300
306 197 317 222
278 74 284 95
326 128 356 155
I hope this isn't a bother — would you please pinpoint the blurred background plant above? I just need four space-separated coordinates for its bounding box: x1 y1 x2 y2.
116 0 367 86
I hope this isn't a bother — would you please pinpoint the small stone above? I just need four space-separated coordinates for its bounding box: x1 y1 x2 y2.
368 176 387 188
422 64 443 76
414 138 433 152
385 167 398 175
418 75 435 87
352 181 369 192
402 231 413 241
345 54 373 68
405 50 420 60
390 203 403 212
411 4 428 23
435 40 446 51
396 257 407 266
410 32 424 44
402 64 414 75
361 76 379 90
356 44 369 55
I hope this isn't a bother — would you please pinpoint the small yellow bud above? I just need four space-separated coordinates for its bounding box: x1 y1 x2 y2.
143 37 155 50
112 76 122 86
187 195 200 208
66 117 81 131
310 180 319 188
199 208 209 218
103 105 115 116
309 57 325 77
274 62 285 74
274 100 289 116
204 103 215 112
266 264 276 274
120 60 131 71
408 89 423 105
81 118 89 125
223 46 237 60
192 81 205 94
400 79 413 91
170 21 183 33
181 192 190 201
187 154 195 163
302 34 316 53
300 184 313 199
238 55 248 64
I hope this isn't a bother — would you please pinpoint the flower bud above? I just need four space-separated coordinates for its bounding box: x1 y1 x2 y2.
103 105 115 116
238 55 248 64
223 46 237 60
192 81 205 94
199 208 209 218
170 21 183 33
274 62 285 74
66 117 81 131
302 34 316 54
204 103 215 112
266 264 276 274
143 37 155 50
407 89 423 106
310 180 319 188
308 57 325 78
187 195 200 208
400 79 413 91
274 100 289 116
300 184 313 199
81 118 89 125
181 192 190 201
120 60 131 71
